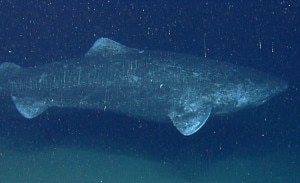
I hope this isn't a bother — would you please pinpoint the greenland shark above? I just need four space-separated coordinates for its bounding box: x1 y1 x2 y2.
0 38 288 135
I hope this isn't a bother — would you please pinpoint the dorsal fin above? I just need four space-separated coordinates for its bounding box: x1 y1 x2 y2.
85 38 133 57
0 62 21 77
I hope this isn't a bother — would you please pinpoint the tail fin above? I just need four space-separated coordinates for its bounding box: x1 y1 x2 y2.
0 63 48 119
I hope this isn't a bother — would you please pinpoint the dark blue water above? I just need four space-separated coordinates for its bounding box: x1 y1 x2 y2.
0 1 299 182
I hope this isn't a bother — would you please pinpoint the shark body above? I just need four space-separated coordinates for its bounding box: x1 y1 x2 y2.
0 38 288 135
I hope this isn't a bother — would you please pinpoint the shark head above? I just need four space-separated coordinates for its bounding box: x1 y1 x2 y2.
245 74 288 107
212 69 288 114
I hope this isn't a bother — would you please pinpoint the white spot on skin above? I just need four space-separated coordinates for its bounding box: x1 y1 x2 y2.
39 73 47 83
192 72 200 77
236 96 249 107
127 75 141 84
160 84 163 88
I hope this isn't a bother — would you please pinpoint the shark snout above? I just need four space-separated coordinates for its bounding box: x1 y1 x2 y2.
270 77 288 95
250 75 288 107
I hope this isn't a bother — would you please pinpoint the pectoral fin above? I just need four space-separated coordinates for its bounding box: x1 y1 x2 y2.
12 96 49 119
168 105 212 136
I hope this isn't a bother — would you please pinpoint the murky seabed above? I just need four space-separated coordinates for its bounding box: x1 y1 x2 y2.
0 141 298 183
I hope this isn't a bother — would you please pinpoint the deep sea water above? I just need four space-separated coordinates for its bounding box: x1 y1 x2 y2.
0 0 299 182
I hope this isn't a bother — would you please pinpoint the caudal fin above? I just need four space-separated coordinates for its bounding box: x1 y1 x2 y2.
0 63 48 119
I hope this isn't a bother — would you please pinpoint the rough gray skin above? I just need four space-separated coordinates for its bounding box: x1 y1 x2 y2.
0 38 288 136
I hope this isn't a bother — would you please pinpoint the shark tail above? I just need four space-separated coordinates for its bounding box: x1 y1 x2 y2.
0 62 49 119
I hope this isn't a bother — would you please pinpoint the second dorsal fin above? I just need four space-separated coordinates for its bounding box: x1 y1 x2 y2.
85 38 132 57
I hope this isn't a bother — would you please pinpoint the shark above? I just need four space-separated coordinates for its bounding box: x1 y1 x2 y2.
0 38 288 136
